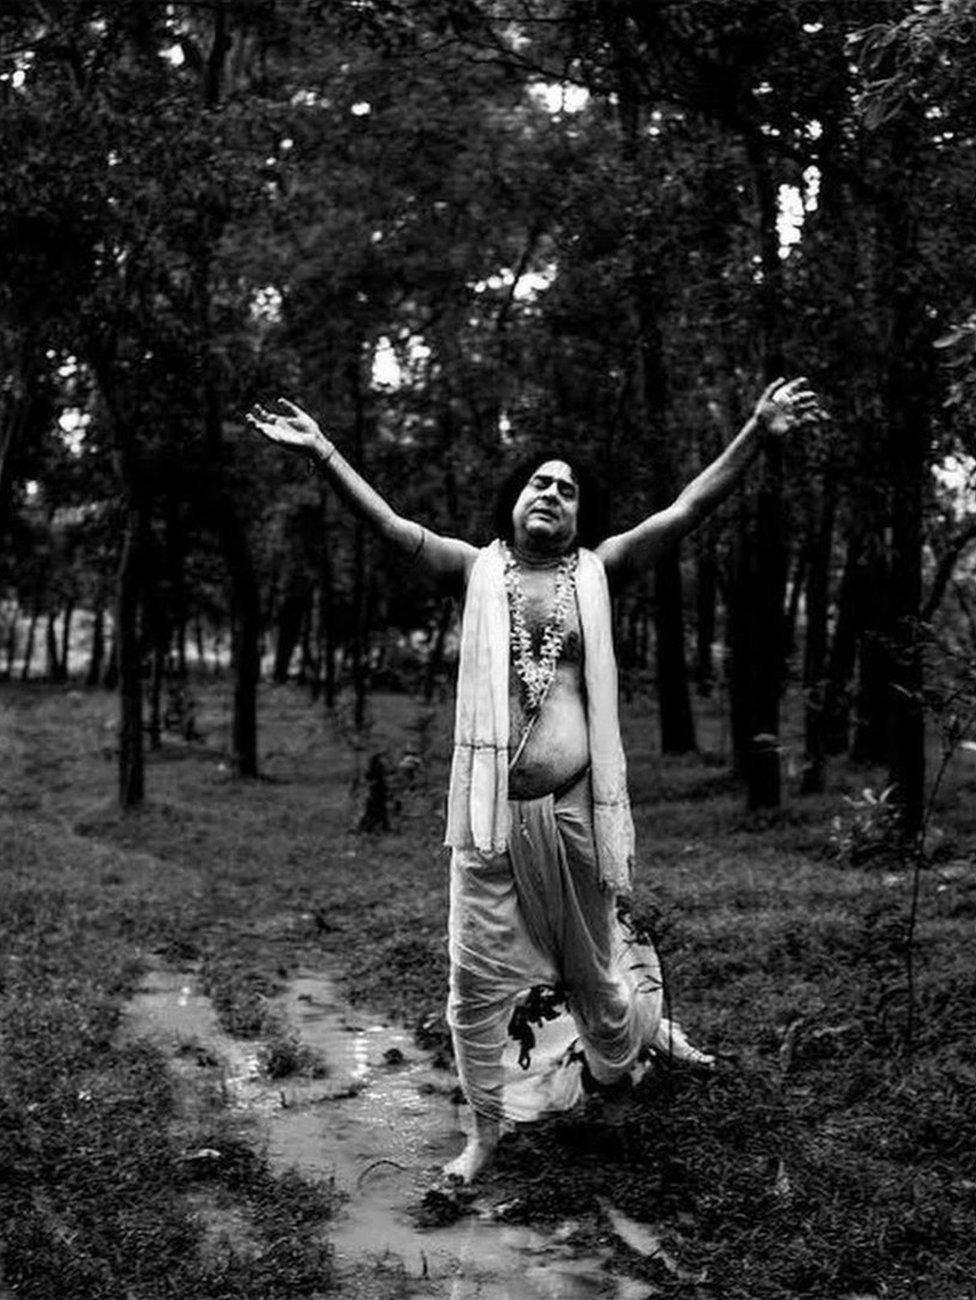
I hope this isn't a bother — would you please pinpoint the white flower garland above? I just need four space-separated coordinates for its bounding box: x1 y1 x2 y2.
502 543 579 716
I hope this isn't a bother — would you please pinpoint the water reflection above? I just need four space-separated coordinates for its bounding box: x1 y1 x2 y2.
122 959 655 1299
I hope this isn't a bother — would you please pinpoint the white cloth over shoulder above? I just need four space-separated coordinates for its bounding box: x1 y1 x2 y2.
444 539 634 894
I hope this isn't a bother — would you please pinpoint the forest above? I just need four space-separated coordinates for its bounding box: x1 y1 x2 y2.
3 5 976 1298
3 0 976 828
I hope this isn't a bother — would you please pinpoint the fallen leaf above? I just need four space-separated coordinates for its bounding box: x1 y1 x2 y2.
779 1018 804 1073
773 1159 792 1199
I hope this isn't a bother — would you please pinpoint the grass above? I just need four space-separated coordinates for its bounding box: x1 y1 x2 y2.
2 677 976 1298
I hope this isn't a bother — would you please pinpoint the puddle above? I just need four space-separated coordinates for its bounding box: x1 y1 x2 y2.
122 959 658 1299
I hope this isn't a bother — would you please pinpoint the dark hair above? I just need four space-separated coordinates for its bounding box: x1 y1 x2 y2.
493 447 608 549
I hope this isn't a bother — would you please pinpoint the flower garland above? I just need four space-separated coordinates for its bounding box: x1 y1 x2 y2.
502 542 579 716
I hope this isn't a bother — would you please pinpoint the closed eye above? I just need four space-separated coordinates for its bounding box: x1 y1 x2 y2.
531 475 577 500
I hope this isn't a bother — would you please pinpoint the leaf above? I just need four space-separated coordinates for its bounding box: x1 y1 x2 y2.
773 1159 792 1200
934 327 972 350
779 1018 804 1074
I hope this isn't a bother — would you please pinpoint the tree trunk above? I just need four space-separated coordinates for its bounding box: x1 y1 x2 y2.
883 206 928 837
194 617 206 671
694 530 718 697
45 611 60 681
20 608 38 682
87 603 106 687
298 593 316 686
175 616 187 677
823 528 864 754
784 549 807 659
103 627 119 690
347 349 371 731
851 541 891 765
148 637 165 751
729 452 788 808
222 515 261 776
272 571 310 683
4 609 18 679
613 55 695 754
424 597 454 702
320 545 338 710
735 138 789 809
654 552 696 753
59 602 75 682
205 384 260 777
117 494 148 807
800 476 837 794
353 524 369 730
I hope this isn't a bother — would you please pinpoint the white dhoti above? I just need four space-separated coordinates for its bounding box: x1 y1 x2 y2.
447 771 664 1124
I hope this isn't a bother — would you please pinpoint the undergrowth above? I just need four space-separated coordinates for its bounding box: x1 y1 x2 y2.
2 680 975 1298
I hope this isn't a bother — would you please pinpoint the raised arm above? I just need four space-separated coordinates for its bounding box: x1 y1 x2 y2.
596 377 820 580
246 399 478 582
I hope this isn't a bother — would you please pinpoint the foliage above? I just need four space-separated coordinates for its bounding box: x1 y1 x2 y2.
828 783 901 867
2 0 976 822
5 683 976 1298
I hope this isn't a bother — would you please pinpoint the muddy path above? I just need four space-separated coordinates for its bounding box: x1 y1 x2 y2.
121 957 660 1299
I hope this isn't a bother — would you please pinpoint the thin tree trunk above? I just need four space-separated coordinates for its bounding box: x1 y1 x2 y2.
175 616 187 677
205 384 260 777
59 601 75 682
222 518 261 776
117 494 148 807
194 617 206 670
353 525 369 731
613 50 695 754
321 539 337 711
736 138 789 809
694 530 718 697
729 446 788 807
298 594 315 685
20 607 38 682
424 597 454 702
655 551 696 753
801 476 837 794
784 549 807 659
823 528 864 754
883 203 928 837
45 611 60 681
103 625 119 690
4 609 18 679
347 349 370 731
272 572 310 683
148 636 166 751
87 603 106 687
851 544 891 765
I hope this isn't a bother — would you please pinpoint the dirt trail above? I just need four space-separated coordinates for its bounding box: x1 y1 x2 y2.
122 959 657 1299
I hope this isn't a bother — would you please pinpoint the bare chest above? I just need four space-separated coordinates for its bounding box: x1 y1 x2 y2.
508 569 582 666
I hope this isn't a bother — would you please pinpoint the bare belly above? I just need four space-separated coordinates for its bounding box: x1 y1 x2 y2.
508 664 590 801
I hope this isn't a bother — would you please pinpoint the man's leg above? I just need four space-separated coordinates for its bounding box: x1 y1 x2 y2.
443 1111 501 1184
445 845 553 1181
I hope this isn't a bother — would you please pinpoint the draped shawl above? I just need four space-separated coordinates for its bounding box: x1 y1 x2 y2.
444 540 634 893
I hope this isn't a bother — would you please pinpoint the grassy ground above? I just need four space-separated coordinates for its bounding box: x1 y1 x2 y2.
2 678 976 1298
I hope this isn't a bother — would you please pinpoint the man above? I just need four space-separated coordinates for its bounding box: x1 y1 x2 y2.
248 375 819 1182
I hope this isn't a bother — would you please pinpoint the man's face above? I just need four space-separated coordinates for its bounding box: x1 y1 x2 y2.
511 459 580 552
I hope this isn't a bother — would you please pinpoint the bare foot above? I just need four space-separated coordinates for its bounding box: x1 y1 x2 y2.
443 1118 499 1184
650 1018 715 1068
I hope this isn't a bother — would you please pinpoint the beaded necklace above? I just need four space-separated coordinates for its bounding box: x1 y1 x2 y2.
502 542 579 717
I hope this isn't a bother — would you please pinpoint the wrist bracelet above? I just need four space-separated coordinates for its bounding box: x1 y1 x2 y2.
307 444 337 476
409 525 426 563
